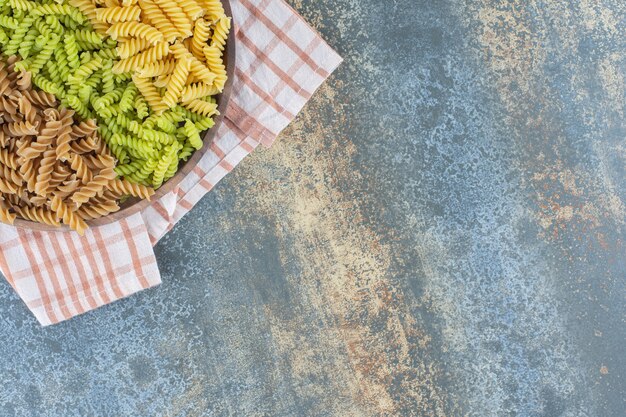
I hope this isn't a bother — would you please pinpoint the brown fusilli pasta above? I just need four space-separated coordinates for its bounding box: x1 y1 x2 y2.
14 206 61 227
70 136 99 154
108 178 155 200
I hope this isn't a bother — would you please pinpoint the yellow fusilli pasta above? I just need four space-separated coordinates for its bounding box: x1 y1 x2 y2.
112 41 170 73
162 55 190 108
190 18 210 61
138 0 179 43
107 21 164 44
95 5 142 23
116 37 152 58
174 0 204 21
154 0 192 37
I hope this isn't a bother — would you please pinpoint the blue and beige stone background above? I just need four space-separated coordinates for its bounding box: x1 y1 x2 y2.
0 0 624 415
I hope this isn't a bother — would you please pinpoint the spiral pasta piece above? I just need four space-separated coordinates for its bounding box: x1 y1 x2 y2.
182 98 218 117
141 128 175 144
116 37 151 59
109 133 159 158
84 154 116 170
182 119 203 150
162 55 189 108
134 95 149 118
112 41 169 73
49 163 72 191
6 120 38 137
33 74 64 97
174 0 204 21
115 113 145 137
180 81 218 102
190 18 210 61
154 0 192 37
55 111 75 161
133 73 168 113
151 142 178 187
108 178 155 199
107 21 164 44
0 198 16 225
114 160 142 176
0 176 18 193
17 28 38 59
34 148 56 196
55 178 81 199
76 199 120 220
16 138 38 161
15 70 31 91
203 44 224 73
64 94 92 120
70 167 117 205
199 0 223 23
50 195 88 234
118 83 138 112
95 6 142 23
68 57 104 87
22 90 56 107
137 58 176 78
18 158 37 193
29 119 62 161
126 157 156 183
70 136 98 153
210 15 230 51
64 33 80 69
137 0 179 43
71 120 98 138
17 95 37 124
44 16 63 35
0 16 20 30
9 0 35 12
0 164 23 187
14 206 61 227
31 4 86 26
77 84 93 102
170 42 215 83
73 29 104 48
0 70 12 97
156 117 177 133
4 16 35 56
69 0 109 34
68 153 93 184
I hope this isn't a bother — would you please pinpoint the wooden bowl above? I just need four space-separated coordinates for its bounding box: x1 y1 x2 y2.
14 0 236 233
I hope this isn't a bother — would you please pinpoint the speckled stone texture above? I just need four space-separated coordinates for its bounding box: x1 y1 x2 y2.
0 0 624 416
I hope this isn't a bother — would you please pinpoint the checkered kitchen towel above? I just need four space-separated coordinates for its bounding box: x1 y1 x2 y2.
0 0 342 326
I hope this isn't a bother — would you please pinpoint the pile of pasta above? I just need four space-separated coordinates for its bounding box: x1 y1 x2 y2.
0 0 229 189
0 56 154 234
99 0 230 111
0 0 230 231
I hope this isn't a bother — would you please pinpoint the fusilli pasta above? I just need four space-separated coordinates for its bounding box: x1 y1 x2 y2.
0 56 155 233
0 0 230 208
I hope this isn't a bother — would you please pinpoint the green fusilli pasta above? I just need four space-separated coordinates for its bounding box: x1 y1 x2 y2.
63 32 79 68
183 120 202 150
18 27 37 57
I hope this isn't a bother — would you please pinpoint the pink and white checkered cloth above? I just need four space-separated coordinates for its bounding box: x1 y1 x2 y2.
0 0 342 326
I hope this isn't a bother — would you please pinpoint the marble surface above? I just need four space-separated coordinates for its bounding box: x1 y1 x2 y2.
0 0 624 415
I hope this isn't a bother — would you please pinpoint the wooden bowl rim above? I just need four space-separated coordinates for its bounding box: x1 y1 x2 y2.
12 0 236 233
